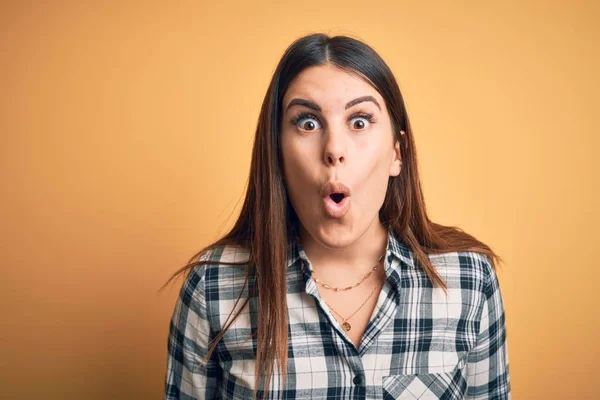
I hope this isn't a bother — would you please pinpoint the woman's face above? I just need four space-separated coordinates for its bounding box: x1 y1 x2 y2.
280 64 402 249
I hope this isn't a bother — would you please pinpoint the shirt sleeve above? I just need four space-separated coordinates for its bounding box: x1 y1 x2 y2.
466 258 511 399
164 265 221 399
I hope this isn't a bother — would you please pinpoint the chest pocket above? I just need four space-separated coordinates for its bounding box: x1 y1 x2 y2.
382 358 467 400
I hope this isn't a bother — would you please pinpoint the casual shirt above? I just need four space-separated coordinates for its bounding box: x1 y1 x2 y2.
164 228 510 399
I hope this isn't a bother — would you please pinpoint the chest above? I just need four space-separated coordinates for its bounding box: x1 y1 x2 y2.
314 269 386 348
214 283 480 398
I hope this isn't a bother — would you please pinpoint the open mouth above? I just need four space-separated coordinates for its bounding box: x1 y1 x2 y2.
329 193 346 204
323 191 351 218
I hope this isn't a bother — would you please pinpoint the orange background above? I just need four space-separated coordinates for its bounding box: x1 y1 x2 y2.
1 1 598 399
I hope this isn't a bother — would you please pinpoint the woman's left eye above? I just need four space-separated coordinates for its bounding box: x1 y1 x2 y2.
349 114 375 130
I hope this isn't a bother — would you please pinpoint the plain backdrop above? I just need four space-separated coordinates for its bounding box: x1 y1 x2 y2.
1 1 598 399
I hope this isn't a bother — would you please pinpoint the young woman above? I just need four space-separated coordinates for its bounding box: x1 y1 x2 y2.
163 33 510 399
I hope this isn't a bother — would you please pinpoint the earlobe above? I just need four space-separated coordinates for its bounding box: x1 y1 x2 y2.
389 163 401 177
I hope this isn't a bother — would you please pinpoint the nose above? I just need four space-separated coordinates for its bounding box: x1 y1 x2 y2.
323 128 346 166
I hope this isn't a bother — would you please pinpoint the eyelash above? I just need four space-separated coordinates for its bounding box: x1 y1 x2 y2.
290 111 375 129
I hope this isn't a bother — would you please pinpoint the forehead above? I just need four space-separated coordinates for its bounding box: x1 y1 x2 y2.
282 65 383 111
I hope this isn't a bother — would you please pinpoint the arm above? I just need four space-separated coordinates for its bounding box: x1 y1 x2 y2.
164 265 221 399
466 258 511 399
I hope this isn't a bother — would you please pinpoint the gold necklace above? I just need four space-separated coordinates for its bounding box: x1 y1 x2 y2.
312 254 384 291
322 283 382 332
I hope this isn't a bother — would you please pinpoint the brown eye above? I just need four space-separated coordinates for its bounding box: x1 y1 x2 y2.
301 120 318 131
349 115 372 130
293 114 322 131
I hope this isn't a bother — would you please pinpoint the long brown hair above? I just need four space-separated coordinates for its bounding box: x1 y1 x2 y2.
161 32 503 398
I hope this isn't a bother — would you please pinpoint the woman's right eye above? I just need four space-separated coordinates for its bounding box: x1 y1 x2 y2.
291 112 322 131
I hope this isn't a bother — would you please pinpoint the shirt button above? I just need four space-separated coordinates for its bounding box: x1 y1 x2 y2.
353 375 363 385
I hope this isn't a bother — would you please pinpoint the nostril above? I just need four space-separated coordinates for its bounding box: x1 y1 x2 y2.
330 193 345 204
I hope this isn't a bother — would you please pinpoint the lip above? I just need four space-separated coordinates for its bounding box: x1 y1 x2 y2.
322 194 351 219
321 181 352 198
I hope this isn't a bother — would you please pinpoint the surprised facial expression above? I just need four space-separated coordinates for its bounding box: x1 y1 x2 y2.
280 64 402 248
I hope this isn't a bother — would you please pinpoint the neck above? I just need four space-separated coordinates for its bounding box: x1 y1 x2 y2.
299 220 389 272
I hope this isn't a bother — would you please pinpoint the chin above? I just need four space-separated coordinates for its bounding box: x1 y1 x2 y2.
306 222 359 249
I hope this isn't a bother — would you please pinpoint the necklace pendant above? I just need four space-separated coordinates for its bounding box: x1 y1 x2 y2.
342 321 352 331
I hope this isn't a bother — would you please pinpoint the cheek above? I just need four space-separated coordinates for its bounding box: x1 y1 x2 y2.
282 139 315 180
357 146 389 176
281 140 318 215
353 148 392 197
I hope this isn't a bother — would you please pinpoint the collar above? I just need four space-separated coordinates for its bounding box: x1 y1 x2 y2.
286 226 416 272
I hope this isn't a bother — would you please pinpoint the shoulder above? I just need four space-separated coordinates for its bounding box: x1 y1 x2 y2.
427 250 497 293
182 243 251 301
194 243 251 271
424 250 504 329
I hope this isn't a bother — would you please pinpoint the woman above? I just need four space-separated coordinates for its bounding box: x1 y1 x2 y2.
163 33 510 399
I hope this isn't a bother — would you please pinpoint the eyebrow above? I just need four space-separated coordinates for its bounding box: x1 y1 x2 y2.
285 95 381 113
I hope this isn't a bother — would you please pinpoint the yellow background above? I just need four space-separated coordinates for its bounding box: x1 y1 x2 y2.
1 1 598 398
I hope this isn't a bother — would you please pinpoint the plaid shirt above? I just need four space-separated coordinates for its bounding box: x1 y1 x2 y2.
164 228 510 399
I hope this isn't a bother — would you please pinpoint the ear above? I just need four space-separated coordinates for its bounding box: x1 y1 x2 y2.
389 132 403 177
